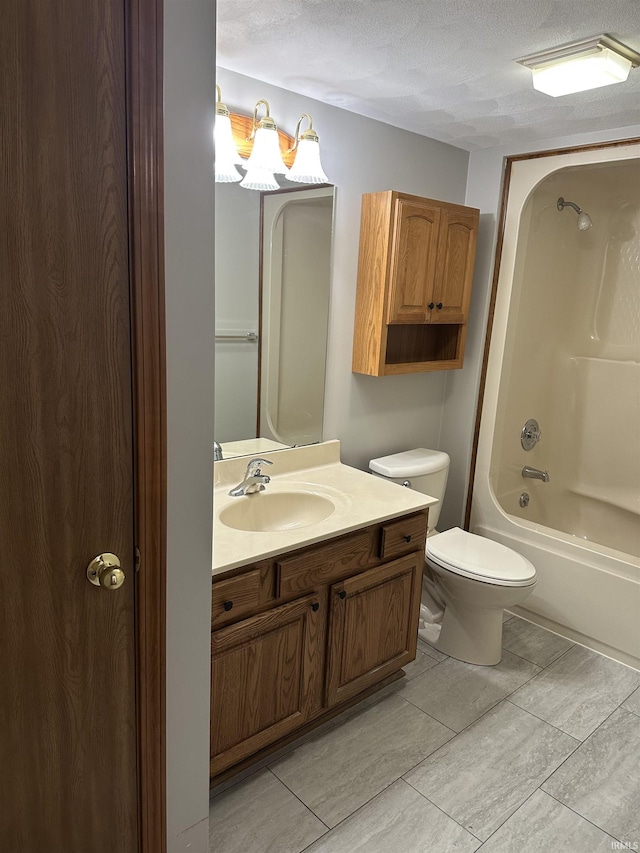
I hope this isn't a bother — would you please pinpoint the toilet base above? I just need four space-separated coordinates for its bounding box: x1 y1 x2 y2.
436 602 504 666
423 561 535 666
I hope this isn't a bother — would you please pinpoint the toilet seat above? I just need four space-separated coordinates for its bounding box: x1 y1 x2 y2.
426 527 536 587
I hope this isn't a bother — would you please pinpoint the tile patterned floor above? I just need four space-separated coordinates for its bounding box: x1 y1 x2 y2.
209 615 640 853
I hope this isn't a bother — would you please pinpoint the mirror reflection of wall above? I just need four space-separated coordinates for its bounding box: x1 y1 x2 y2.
214 182 334 453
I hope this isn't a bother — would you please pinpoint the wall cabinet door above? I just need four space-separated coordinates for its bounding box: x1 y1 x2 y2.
387 199 441 324
326 554 422 707
431 207 479 324
210 591 325 776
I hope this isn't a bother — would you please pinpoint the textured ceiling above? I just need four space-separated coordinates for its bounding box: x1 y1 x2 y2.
216 0 640 151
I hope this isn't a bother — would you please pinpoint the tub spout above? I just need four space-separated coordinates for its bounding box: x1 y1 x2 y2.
522 466 550 482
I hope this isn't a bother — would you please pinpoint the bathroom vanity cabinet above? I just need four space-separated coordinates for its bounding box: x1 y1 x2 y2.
352 190 479 375
210 510 427 782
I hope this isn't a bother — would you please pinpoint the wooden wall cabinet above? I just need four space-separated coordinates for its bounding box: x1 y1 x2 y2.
210 511 427 783
352 190 479 375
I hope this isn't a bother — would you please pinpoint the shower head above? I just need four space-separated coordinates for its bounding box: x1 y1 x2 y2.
557 197 592 230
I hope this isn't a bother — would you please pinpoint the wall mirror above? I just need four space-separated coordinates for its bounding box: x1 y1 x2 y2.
214 181 335 458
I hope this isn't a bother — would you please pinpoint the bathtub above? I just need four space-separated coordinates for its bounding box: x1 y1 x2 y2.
471 141 640 670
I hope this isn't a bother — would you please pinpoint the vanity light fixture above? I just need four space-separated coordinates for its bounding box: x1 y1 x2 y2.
517 34 640 97
287 114 329 184
240 99 289 190
214 85 243 183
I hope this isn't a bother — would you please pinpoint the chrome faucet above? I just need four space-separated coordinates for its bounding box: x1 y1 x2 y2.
213 441 223 461
229 458 273 496
522 466 550 483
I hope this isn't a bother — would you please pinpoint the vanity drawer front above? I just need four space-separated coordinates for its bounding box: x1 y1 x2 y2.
212 564 273 627
379 512 427 561
277 528 377 597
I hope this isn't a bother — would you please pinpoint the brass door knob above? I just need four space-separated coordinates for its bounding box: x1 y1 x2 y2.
87 553 125 590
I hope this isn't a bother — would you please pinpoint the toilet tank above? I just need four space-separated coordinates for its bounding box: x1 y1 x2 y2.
369 449 450 531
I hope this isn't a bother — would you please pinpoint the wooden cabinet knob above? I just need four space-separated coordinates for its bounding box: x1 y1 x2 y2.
338 590 347 600
428 302 435 310
436 302 443 310
403 535 412 543
311 602 320 612
223 600 234 612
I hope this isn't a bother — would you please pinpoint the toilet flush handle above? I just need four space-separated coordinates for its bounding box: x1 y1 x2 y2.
402 480 411 488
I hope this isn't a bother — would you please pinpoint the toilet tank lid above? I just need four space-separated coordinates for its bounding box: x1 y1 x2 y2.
369 448 450 478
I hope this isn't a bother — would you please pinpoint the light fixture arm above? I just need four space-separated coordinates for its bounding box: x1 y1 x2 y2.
288 113 319 153
215 84 230 117
248 99 277 141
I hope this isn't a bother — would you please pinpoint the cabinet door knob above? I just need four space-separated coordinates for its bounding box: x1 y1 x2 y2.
428 302 435 310
403 534 412 543
436 302 443 310
311 602 320 612
223 600 234 612
338 590 347 600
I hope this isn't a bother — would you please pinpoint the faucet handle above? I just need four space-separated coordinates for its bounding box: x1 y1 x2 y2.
245 457 273 476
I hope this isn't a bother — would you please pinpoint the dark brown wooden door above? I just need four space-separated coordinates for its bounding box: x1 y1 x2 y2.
0 1 138 850
387 199 441 324
210 592 325 778
326 555 422 707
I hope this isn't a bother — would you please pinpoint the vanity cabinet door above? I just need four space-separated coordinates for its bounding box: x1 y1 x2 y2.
210 591 326 777
326 553 422 707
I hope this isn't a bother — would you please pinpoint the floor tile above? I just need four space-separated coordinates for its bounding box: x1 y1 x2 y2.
402 645 440 681
479 789 617 852
502 617 574 668
542 708 640 843
303 779 480 853
399 650 540 732
622 685 640 716
208 768 326 853
417 636 448 662
404 701 578 841
269 692 454 828
509 644 640 740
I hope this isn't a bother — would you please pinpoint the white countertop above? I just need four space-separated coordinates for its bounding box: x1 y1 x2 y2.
212 440 436 577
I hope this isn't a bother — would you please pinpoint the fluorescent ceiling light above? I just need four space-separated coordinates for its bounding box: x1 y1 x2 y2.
517 34 640 97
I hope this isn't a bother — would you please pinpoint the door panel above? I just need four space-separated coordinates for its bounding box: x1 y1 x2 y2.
387 200 440 324
326 555 422 707
431 208 479 323
0 1 138 850
210 592 325 777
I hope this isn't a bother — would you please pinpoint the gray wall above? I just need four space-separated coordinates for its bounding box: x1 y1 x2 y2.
215 67 470 473
165 2 215 850
438 123 640 531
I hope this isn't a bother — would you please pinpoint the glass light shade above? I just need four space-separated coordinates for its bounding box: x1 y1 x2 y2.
245 126 289 175
531 47 632 97
214 113 243 182
287 138 328 184
240 167 280 192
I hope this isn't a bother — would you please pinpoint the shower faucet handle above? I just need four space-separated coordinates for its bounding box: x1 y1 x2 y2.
521 418 542 451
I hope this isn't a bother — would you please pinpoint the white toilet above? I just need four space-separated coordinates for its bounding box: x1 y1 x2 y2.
369 449 536 665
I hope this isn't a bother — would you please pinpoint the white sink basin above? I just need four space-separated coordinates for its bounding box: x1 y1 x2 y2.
219 490 336 532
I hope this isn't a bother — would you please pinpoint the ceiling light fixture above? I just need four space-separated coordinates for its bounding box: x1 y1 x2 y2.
517 34 640 97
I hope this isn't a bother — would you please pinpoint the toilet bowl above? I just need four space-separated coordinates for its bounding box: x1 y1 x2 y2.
369 449 537 666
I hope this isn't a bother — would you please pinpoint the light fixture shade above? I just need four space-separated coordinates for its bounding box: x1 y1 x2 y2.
245 126 289 176
518 34 640 98
531 47 632 97
240 167 280 192
288 138 328 184
214 113 243 182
